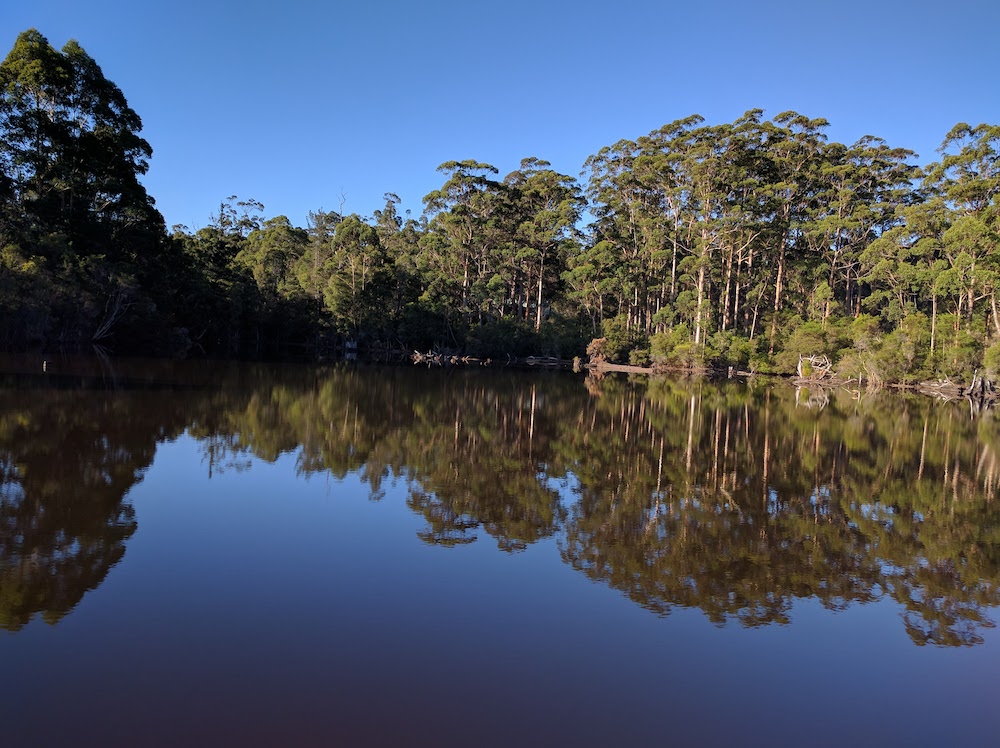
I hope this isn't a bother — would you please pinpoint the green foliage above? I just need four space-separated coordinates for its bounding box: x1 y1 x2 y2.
599 315 648 363
535 313 589 358
629 348 651 366
875 313 932 381
983 341 1000 379
704 330 757 369
774 320 830 373
938 319 983 379
651 324 705 368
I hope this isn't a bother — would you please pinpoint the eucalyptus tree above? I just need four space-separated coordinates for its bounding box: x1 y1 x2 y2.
239 215 307 300
700 111 775 338
0 29 75 229
926 123 1000 333
421 160 506 324
862 123 999 371
321 214 390 337
580 135 666 333
503 158 583 331
373 192 425 324
670 116 776 346
0 28 165 344
295 208 342 300
667 120 732 347
0 30 160 246
808 136 917 324
372 192 402 247
759 112 830 349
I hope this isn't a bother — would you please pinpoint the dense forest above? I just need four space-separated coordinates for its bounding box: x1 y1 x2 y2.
1 29 999 381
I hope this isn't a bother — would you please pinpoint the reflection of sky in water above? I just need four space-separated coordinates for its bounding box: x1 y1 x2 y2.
52 436 999 746
2 366 1000 746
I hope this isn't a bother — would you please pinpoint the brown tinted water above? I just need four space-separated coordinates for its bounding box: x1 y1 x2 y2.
1 356 997 746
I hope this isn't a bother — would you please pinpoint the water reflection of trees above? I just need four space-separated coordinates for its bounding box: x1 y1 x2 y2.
0 358 259 631
205 368 569 551
4 360 1000 646
197 367 1000 646
0 386 177 631
554 378 1000 646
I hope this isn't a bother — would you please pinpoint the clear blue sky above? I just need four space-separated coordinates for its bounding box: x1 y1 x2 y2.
6 0 999 230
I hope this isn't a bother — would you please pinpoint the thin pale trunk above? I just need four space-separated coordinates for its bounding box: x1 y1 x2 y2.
733 277 743 335
670 237 678 300
931 294 937 354
768 237 788 354
694 263 705 346
721 246 734 331
685 393 696 473
535 253 544 332
461 254 469 308
918 414 928 481
749 281 767 342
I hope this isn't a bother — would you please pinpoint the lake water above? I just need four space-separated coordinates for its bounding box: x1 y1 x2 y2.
1 355 998 746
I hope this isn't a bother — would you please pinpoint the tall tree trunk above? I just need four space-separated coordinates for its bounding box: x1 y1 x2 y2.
768 237 788 354
992 292 1000 339
721 245 734 331
534 253 545 332
670 236 678 301
694 263 705 346
931 294 937 354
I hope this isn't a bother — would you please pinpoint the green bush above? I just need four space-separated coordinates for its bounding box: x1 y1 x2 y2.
536 313 590 358
599 315 647 363
875 313 931 382
984 341 1000 380
629 348 651 366
703 330 756 369
849 314 883 353
651 324 690 364
774 320 829 374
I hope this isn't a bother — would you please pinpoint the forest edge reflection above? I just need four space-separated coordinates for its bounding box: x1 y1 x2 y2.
2 357 998 646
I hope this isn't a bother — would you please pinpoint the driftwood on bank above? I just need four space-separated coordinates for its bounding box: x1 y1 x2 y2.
521 356 573 369
409 346 1000 411
795 354 832 381
585 360 716 376
411 351 575 369
413 351 491 366
913 371 998 402
586 361 661 375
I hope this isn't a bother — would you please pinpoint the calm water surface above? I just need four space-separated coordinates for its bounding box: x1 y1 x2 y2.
1 356 998 746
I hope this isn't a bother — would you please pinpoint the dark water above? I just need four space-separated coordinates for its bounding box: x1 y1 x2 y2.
2 356 998 746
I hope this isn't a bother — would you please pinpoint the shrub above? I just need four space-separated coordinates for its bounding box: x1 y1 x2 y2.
875 313 931 382
629 348 651 366
599 315 647 363
650 324 690 364
983 341 1000 381
774 320 829 374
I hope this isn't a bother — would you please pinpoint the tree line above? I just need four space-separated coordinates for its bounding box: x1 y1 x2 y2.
2 29 999 381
